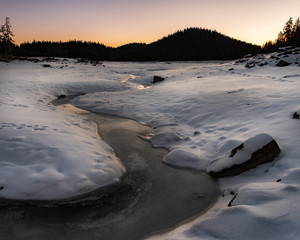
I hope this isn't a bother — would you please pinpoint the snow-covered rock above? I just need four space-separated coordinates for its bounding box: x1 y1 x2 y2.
209 133 281 177
276 60 291 67
163 149 206 170
237 47 300 68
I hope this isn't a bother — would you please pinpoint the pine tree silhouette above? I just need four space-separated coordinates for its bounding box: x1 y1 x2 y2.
0 17 15 57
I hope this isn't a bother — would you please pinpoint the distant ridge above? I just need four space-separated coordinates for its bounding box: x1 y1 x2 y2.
12 28 260 61
116 28 260 61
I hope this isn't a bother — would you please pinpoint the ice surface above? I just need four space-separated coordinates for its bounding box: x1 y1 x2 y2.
1 51 300 239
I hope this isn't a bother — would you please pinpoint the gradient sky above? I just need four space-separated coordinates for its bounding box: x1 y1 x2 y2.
1 0 300 47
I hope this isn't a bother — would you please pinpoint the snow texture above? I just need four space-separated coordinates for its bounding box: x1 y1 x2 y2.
0 59 127 200
1 49 300 239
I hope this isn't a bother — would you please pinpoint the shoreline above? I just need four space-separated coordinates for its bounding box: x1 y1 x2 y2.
0 96 219 240
55 97 220 239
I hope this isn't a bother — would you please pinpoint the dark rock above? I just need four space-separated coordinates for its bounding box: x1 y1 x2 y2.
245 62 255 68
153 76 165 83
194 131 200 135
91 60 102 66
277 179 282 182
58 94 66 99
293 111 300 119
43 57 58 62
27 58 40 63
259 62 268 66
0 186 3 190
42 64 51 68
210 136 281 178
236 59 246 63
229 143 244 157
276 60 291 67
228 68 234 71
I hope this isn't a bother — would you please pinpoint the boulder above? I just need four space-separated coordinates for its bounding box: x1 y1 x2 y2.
245 62 255 68
162 149 205 170
276 60 291 67
259 62 268 66
58 94 66 99
293 111 300 119
153 76 165 83
209 133 281 178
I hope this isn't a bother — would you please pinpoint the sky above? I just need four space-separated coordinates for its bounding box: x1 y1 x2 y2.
1 0 300 47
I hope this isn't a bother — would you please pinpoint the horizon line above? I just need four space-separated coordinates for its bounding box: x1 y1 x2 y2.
14 27 263 48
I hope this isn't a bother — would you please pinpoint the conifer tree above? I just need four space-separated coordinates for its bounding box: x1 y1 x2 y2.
293 18 300 46
283 17 294 45
0 17 15 56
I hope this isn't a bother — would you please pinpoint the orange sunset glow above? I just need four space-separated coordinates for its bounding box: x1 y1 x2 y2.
1 0 300 47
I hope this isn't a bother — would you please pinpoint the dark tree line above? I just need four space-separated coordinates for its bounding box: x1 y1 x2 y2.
4 16 300 61
2 27 260 61
263 17 300 52
16 40 111 60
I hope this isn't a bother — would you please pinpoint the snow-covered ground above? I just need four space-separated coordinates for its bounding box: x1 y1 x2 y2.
0 59 129 200
1 49 300 239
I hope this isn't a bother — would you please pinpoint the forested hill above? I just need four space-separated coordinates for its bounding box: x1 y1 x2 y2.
13 28 260 61
116 28 260 61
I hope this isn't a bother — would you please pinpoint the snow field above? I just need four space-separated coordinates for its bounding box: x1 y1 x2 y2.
0 60 127 200
72 55 300 239
1 51 300 239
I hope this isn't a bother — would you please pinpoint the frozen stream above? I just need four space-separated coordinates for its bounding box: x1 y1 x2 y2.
0 97 219 240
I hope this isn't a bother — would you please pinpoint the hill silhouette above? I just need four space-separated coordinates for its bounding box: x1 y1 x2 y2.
116 28 260 61
10 28 260 61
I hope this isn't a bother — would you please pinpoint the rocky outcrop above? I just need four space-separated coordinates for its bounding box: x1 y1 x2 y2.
209 134 281 178
236 47 300 68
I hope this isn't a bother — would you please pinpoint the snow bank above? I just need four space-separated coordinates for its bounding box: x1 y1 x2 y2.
163 149 206 170
0 59 127 200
